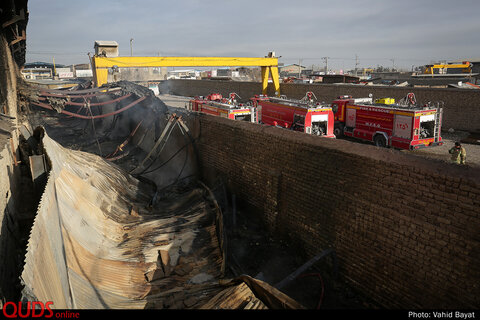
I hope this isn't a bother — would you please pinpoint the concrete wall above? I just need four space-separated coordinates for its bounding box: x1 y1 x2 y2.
188 112 480 309
167 79 480 132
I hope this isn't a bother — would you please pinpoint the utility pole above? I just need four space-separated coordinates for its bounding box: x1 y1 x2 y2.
355 54 359 76
130 38 134 56
322 57 330 75
52 56 56 78
390 58 395 71
298 58 303 78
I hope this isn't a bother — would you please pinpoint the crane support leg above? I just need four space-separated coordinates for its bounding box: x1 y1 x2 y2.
261 66 280 96
261 66 269 95
270 66 280 96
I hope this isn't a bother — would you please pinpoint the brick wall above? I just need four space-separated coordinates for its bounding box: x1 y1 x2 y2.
168 79 480 132
164 79 262 104
189 112 480 309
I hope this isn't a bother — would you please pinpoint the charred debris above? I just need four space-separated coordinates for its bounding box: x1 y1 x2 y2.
10 79 314 309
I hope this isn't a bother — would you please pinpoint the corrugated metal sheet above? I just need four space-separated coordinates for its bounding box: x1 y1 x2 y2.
20 130 303 309
21 131 225 309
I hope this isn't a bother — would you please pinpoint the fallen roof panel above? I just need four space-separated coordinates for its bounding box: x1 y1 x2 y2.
21 130 225 308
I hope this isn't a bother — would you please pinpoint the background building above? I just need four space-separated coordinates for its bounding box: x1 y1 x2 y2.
279 64 306 77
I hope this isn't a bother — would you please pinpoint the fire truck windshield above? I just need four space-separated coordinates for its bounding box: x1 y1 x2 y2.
331 103 339 113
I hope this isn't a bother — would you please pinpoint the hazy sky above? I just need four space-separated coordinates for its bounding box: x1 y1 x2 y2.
26 0 480 70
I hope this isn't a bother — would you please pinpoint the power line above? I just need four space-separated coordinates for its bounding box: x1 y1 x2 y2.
281 56 433 62
28 51 89 56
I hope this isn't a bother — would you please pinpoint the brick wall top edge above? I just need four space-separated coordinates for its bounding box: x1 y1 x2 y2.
197 112 480 184
167 80 480 114
280 82 480 94
167 79 480 95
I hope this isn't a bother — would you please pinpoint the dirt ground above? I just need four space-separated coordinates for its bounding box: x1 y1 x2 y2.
405 130 480 168
158 94 192 109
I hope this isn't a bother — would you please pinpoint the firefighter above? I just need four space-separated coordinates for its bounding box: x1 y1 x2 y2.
449 142 466 164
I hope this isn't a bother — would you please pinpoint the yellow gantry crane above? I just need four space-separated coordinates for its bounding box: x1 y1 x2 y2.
91 54 280 95
423 61 472 75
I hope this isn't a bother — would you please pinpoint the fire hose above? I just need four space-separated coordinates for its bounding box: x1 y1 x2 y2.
33 85 121 95
105 120 144 160
38 93 132 107
31 96 146 120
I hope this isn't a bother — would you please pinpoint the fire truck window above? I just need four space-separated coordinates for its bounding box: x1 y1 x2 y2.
292 114 305 131
332 103 339 113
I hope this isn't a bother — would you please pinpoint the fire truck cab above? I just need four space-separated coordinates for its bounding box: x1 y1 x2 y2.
250 92 335 138
330 95 373 137
331 93 443 150
188 93 255 122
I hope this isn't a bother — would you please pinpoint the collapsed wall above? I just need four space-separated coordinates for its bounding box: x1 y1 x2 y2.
189 113 480 309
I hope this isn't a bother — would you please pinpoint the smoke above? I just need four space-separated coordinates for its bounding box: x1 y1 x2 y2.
26 80 198 192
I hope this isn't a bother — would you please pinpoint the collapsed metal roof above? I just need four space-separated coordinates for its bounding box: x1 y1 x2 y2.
17 80 304 309
21 129 226 308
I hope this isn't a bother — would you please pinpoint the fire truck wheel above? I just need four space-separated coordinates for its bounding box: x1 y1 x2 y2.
334 125 344 137
374 135 387 148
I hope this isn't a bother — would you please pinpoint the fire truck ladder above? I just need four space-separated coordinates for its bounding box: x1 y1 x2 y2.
268 95 315 108
433 105 443 143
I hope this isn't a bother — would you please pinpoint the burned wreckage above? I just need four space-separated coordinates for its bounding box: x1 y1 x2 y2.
16 81 303 309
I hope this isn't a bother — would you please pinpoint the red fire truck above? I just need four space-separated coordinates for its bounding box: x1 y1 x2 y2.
250 92 335 138
330 93 443 150
188 93 254 122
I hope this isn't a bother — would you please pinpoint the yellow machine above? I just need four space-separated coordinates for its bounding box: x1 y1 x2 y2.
423 61 472 75
375 98 395 105
362 68 374 76
91 55 280 95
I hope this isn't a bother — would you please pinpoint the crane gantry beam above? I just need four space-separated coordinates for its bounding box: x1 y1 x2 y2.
91 56 280 95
